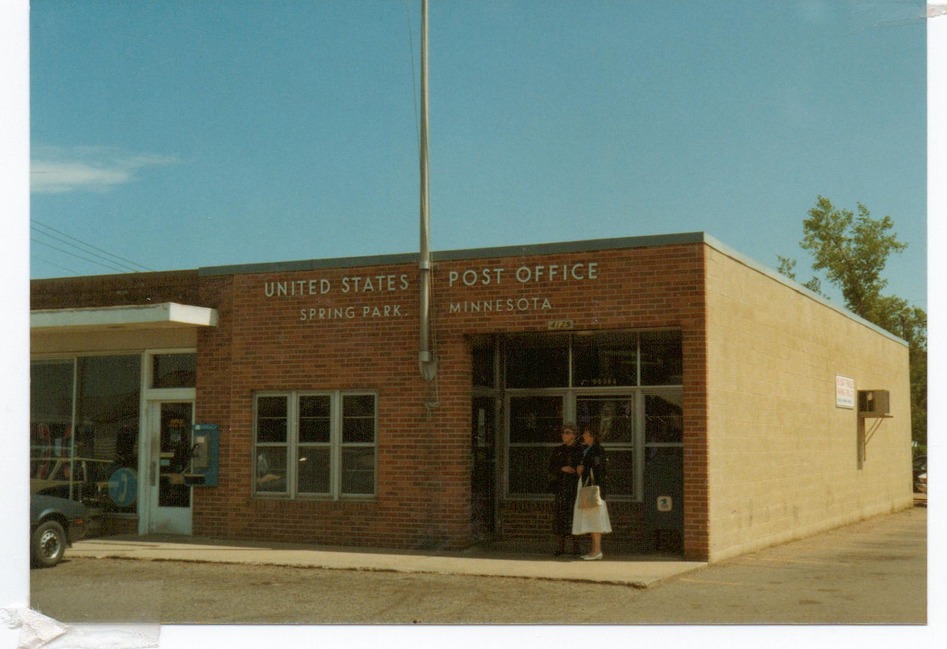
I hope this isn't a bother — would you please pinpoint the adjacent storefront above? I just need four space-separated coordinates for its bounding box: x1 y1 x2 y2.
30 233 913 562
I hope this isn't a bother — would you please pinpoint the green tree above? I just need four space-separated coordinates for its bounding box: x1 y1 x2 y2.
778 196 926 448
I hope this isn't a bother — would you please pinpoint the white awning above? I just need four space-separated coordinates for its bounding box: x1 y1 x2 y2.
31 302 218 332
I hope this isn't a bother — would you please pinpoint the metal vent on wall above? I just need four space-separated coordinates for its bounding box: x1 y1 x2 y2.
858 390 890 418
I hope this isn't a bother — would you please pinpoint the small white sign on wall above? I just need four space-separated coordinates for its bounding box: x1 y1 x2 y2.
836 375 855 409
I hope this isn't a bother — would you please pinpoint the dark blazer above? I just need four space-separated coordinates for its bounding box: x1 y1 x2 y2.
580 443 607 499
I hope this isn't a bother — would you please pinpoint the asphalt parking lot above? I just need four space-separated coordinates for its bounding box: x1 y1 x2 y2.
28 505 926 628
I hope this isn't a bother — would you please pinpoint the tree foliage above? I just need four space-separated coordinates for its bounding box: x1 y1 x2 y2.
778 196 926 446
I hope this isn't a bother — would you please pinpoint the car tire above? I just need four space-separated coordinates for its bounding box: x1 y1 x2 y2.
31 520 66 568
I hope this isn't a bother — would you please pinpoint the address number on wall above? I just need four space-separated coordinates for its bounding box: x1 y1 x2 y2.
547 320 575 331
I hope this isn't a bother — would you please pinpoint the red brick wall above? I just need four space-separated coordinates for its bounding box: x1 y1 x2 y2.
31 270 201 309
192 242 710 558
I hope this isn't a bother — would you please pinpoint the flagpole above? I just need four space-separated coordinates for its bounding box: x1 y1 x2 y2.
419 0 437 382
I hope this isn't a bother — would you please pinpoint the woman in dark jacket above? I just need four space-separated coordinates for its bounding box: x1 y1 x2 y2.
548 423 584 556
574 424 611 560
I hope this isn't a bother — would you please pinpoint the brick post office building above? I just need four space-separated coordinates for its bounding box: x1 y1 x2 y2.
29 233 913 562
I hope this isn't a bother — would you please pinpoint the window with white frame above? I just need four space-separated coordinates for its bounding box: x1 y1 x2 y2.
254 391 376 498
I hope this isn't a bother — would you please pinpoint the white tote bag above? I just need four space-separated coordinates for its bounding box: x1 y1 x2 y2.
572 472 612 535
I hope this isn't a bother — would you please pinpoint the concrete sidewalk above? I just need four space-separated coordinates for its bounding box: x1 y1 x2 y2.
69 534 706 589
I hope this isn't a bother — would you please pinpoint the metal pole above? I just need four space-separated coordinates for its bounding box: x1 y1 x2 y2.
419 0 437 382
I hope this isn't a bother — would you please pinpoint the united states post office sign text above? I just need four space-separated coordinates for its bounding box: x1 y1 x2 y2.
259 261 601 322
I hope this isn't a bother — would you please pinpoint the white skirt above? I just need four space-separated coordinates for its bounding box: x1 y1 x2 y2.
572 492 612 535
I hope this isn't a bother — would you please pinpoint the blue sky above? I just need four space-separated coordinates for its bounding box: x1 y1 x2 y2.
29 0 927 309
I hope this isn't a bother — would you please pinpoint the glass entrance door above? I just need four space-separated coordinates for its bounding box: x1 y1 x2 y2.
147 401 194 534
470 397 497 540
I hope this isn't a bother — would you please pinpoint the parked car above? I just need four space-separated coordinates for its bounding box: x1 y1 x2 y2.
30 494 88 568
913 455 927 494
30 456 113 505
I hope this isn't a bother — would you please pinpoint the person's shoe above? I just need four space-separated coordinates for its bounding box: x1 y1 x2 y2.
581 552 603 561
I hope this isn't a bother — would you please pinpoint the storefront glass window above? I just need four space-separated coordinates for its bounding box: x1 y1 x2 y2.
576 396 634 444
501 330 682 501
576 396 635 498
30 355 141 514
640 330 683 385
78 356 140 513
507 396 563 495
471 345 495 388
152 353 196 388
644 393 683 445
573 332 638 387
505 334 569 388
30 360 76 494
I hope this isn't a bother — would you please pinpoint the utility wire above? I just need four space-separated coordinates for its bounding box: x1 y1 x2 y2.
31 219 154 273
31 237 133 274
30 254 81 277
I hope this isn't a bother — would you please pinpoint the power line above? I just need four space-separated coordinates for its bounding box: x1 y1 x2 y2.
30 254 82 277
31 237 134 274
31 219 154 274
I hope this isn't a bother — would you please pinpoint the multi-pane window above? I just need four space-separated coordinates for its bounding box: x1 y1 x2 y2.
503 330 683 500
254 391 376 498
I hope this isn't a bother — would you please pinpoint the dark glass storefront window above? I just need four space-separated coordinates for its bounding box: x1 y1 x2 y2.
30 361 76 496
573 332 638 387
30 361 74 455
645 393 683 444
501 330 682 500
509 396 563 444
576 396 634 444
576 396 635 498
505 334 569 388
508 395 563 495
75 356 141 512
640 330 683 385
471 345 495 388
31 356 141 513
152 353 196 388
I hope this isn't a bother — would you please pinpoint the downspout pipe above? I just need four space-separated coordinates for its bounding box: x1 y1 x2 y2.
419 0 437 382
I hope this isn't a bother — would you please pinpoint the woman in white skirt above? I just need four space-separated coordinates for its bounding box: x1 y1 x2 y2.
572 425 611 560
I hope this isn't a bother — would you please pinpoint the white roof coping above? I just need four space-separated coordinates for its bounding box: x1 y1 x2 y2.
31 302 218 332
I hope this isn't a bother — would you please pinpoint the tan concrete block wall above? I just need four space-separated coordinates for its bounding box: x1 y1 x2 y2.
704 246 912 562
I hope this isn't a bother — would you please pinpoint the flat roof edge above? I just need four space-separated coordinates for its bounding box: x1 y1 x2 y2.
701 234 908 348
31 302 218 330
196 232 905 347
198 232 708 276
